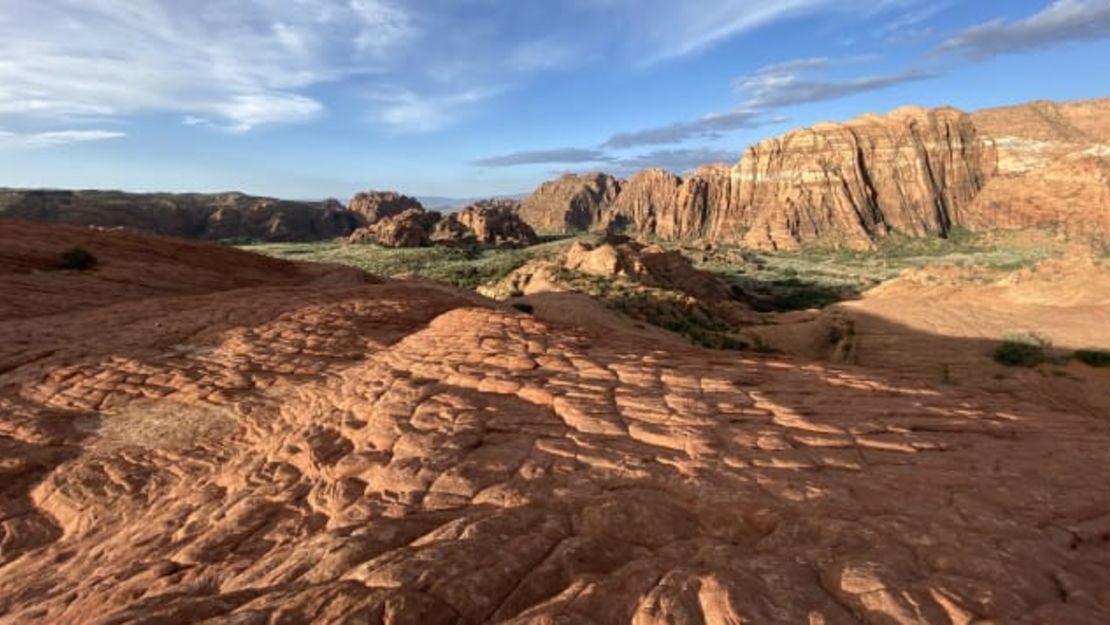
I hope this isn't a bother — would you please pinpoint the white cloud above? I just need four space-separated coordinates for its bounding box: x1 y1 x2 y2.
577 0 917 63
0 129 125 149
371 87 502 132
937 0 1110 58
472 148 612 167
0 0 412 131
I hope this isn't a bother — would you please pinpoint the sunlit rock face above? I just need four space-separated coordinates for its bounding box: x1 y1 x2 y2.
517 172 622 234
3 219 1110 623
516 97 1110 250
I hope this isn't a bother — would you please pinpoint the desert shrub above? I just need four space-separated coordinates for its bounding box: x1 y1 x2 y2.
511 302 534 315
1075 349 1110 368
59 247 98 271
993 334 1047 367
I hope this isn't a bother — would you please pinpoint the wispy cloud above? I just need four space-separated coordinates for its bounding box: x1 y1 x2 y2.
0 129 126 149
472 148 612 167
735 59 935 109
937 0 1110 59
582 0 916 64
615 148 737 172
603 110 767 149
0 0 411 131
599 54 928 151
372 87 503 132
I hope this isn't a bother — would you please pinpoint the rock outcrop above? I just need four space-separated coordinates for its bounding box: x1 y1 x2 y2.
723 106 993 250
607 165 732 240
964 98 1110 243
517 172 621 233
347 190 423 225
515 97 1110 250
5 219 1110 623
455 199 538 247
564 235 741 303
348 208 442 247
0 189 358 242
347 199 539 248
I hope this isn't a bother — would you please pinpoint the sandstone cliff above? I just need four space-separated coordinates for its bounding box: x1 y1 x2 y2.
0 189 358 242
515 97 1110 250
517 172 621 233
964 98 1110 243
724 106 994 250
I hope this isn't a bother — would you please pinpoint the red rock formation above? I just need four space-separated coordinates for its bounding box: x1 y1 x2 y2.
965 98 1110 243
606 164 732 240
721 106 993 250
348 208 442 247
5 220 1110 623
347 190 423 225
517 98 1110 250
517 172 621 233
455 199 538 247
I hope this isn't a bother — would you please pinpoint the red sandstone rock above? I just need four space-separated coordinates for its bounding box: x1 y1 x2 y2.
455 200 538 247
517 172 621 233
347 208 442 247
347 190 424 225
2 220 1110 623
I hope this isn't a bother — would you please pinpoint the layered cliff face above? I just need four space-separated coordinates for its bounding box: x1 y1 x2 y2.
722 107 993 250
0 190 358 242
517 172 621 233
965 98 1110 243
515 97 1110 250
605 166 732 240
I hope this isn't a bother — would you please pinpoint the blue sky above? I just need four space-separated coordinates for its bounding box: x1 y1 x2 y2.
1 0 1109 200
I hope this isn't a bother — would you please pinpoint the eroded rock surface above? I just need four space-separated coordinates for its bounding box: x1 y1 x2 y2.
3 220 1110 624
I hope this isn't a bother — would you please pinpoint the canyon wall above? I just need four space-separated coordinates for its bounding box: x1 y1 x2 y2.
518 97 1110 249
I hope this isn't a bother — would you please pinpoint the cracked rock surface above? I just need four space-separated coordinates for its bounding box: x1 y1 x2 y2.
2 220 1110 624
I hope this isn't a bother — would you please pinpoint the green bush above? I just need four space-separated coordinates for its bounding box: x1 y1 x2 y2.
59 247 98 271
1075 349 1110 368
993 334 1047 367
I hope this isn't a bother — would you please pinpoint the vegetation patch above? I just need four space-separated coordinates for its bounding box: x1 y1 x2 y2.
1075 349 1110 368
243 237 578 290
993 333 1049 367
58 247 98 271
